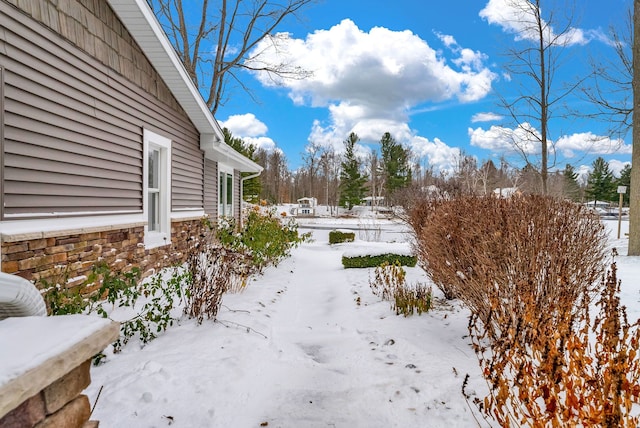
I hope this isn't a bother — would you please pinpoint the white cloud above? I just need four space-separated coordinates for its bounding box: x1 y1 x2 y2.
249 19 496 105
435 32 457 48
220 113 278 152
410 136 461 175
245 19 497 157
609 159 631 177
471 112 503 123
576 164 591 185
469 124 633 164
309 117 460 173
468 123 541 154
244 137 278 152
220 113 268 137
479 0 597 46
555 132 632 158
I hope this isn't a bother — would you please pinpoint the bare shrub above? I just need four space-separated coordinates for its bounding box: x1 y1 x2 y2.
408 194 607 340
358 217 382 241
370 261 405 301
393 283 432 317
183 221 251 323
369 262 432 316
467 252 640 426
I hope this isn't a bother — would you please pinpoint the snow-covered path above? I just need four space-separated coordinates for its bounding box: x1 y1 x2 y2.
86 225 485 427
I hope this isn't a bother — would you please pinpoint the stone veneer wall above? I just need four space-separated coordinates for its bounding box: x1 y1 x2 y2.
1 218 206 289
0 360 96 428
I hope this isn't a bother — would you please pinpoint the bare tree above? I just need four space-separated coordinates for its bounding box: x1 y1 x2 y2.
301 142 323 198
319 147 341 215
580 2 640 255
582 7 633 135
492 0 586 194
477 160 498 195
255 148 291 203
455 152 480 195
149 0 315 115
367 151 382 209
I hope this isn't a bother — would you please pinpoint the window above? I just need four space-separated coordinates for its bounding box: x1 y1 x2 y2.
143 129 171 248
218 166 233 217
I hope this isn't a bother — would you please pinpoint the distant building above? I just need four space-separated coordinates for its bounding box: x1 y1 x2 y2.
362 196 385 207
296 197 317 217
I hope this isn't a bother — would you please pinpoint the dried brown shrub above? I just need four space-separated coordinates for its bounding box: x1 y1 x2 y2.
468 252 640 427
408 194 607 340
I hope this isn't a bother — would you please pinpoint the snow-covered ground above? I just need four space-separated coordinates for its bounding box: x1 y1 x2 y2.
85 216 640 428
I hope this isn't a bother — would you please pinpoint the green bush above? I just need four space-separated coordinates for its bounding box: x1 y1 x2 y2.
42 263 189 357
217 208 311 273
342 253 417 268
329 230 355 244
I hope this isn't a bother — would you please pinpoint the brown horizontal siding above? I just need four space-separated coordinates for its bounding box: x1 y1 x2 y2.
9 181 139 198
2 27 195 142
5 194 136 211
4 126 140 168
2 43 190 142
4 153 138 183
1 1 205 219
203 159 217 216
170 136 203 210
4 167 140 191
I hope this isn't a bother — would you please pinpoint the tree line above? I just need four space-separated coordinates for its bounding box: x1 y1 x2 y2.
225 128 630 209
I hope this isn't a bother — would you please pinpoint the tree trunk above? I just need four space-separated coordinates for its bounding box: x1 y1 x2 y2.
629 0 640 255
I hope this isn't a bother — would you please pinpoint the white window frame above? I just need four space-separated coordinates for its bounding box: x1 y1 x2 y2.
218 164 234 218
143 129 171 248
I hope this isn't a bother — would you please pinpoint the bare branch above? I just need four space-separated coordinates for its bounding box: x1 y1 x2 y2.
492 0 586 194
149 0 316 115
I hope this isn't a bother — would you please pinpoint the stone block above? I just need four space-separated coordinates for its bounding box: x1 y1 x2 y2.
2 261 19 274
29 239 48 251
83 421 99 428
82 233 102 241
18 254 38 271
42 360 91 414
0 393 45 428
52 253 68 264
4 243 28 254
5 250 35 262
35 395 90 428
57 236 81 245
46 244 76 255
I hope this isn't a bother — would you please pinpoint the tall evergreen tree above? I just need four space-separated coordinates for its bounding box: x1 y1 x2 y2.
618 164 632 205
223 128 261 203
563 164 582 202
339 133 368 209
379 132 412 203
586 157 616 204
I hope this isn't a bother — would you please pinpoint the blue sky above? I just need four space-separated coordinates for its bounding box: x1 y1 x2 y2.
216 0 633 176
